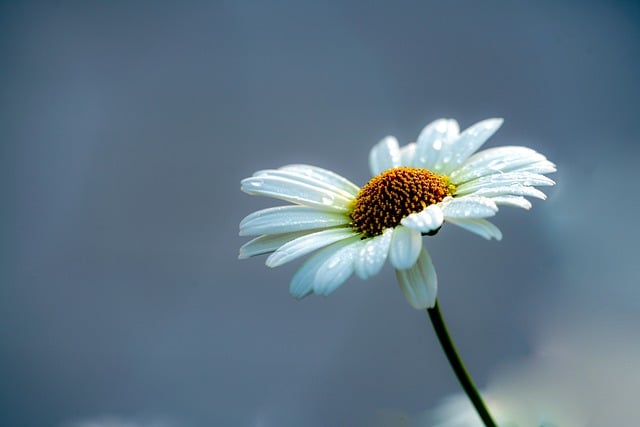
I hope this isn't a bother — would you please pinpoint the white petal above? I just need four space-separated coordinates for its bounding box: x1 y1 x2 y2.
395 247 438 309
266 228 358 267
279 164 360 196
455 145 541 171
241 175 352 212
369 136 401 175
435 118 503 174
454 171 555 195
313 239 360 296
389 225 423 270
399 142 417 166
289 238 357 299
252 168 355 200
414 119 459 170
450 145 551 184
491 195 532 210
467 185 547 200
401 204 444 233
441 196 498 219
446 218 503 240
354 228 393 279
515 160 557 174
239 206 350 236
238 231 310 259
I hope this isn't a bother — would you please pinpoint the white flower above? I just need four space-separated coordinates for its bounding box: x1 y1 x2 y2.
239 118 555 309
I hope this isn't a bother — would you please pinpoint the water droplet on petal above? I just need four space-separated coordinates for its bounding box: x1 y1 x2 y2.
321 196 335 205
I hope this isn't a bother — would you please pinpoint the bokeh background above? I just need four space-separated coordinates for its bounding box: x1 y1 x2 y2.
2 1 639 426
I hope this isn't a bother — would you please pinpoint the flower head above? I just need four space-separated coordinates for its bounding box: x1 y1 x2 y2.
239 118 555 309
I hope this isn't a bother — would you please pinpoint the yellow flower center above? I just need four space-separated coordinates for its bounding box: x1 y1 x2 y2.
350 167 454 237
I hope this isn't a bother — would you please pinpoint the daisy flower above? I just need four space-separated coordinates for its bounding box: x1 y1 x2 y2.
239 118 555 309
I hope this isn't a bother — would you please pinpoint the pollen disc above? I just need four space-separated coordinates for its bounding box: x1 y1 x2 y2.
351 167 453 237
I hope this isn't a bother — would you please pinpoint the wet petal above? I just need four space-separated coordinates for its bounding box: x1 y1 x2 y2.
241 175 352 212
252 168 356 200
395 247 438 309
450 145 553 184
466 185 548 200
289 238 358 299
238 231 310 259
414 119 459 170
279 164 360 196
401 204 444 233
491 195 532 210
436 118 503 174
369 136 401 175
514 160 557 175
441 196 498 219
399 142 417 167
313 238 361 296
266 228 359 267
454 172 555 195
389 225 423 270
354 228 393 279
240 206 350 236
446 218 503 240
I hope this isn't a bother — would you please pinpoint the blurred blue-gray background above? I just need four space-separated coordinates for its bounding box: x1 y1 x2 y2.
2 1 639 426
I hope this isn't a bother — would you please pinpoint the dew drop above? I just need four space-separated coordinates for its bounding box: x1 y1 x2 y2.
321 196 335 205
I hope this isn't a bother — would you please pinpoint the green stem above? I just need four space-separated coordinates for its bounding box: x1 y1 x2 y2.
427 300 498 427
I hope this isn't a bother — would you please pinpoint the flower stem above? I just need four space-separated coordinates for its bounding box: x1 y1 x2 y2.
427 300 498 427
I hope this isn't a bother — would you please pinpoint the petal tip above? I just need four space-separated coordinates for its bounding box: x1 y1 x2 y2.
264 257 279 268
291 292 310 300
289 286 312 300
488 117 504 127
